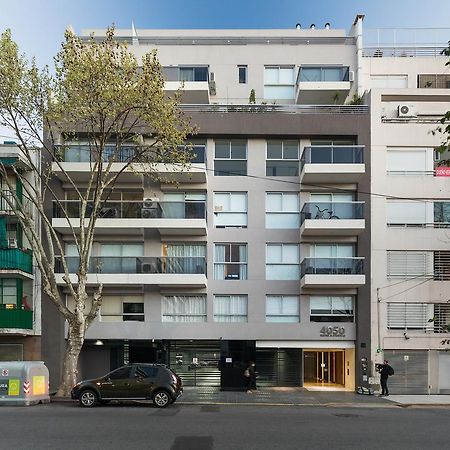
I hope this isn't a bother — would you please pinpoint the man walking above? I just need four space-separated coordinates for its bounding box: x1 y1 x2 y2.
378 360 394 396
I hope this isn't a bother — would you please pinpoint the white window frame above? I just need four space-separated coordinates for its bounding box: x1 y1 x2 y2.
387 303 433 330
161 295 207 323
387 250 433 279
386 201 433 227
266 243 300 280
265 192 300 229
213 192 248 228
310 296 354 322
213 295 248 323
266 295 300 323
213 243 248 280
386 148 433 175
264 66 295 100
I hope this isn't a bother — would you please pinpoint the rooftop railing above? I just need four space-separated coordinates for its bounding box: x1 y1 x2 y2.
301 257 364 277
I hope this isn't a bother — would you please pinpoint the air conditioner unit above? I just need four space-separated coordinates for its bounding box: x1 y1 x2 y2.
143 197 159 209
214 205 223 212
141 208 158 219
349 70 355 82
8 238 17 248
398 104 417 118
141 262 157 273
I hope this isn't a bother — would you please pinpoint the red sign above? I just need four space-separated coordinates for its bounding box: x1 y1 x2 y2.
435 167 450 177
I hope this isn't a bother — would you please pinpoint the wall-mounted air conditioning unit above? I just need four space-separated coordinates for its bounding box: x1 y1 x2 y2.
349 71 355 82
8 238 17 248
142 197 159 218
398 104 417 118
141 262 157 273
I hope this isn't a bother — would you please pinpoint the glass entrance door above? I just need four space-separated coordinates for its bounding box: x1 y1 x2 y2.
304 350 345 386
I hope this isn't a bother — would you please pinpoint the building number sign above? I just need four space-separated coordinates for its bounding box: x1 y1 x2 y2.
320 326 345 337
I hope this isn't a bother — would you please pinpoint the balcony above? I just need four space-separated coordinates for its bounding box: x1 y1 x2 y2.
300 202 365 236
0 143 31 170
300 146 365 183
51 200 207 236
0 248 33 278
300 257 365 288
0 192 33 218
163 66 210 104
0 305 33 331
296 66 351 105
51 145 207 183
54 256 207 288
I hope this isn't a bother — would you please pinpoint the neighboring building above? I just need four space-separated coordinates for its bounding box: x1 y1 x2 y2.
363 29 450 394
0 143 41 362
41 16 450 393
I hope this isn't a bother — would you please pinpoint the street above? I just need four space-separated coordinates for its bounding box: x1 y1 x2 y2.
0 402 448 450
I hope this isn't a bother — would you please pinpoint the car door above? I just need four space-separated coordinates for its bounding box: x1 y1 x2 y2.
98 366 133 399
129 366 159 399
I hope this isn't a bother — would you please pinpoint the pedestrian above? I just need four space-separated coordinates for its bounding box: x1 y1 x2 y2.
378 360 394 396
244 361 257 393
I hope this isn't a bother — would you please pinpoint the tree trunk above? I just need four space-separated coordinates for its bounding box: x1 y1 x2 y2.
55 319 85 397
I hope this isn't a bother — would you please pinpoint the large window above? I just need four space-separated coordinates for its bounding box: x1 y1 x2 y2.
214 243 248 280
162 295 207 323
213 295 247 322
214 192 247 228
418 74 450 89
266 244 299 280
98 243 144 273
266 296 299 323
162 66 209 82
386 149 431 175
162 243 206 273
434 202 450 226
264 66 295 100
100 295 144 322
0 279 17 305
387 303 431 330
299 66 350 82
266 141 299 176
214 140 247 176
266 192 300 229
386 201 429 227
310 296 354 322
387 251 432 279
310 244 354 258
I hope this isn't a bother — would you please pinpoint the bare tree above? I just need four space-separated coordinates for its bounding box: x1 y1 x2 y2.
0 27 194 396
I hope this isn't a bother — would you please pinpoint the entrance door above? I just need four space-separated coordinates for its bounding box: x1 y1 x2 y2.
304 351 345 386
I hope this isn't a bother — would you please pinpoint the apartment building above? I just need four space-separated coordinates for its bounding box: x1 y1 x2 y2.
363 29 450 394
0 143 41 362
41 16 371 391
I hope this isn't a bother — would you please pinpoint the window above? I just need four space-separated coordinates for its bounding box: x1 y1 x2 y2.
370 75 408 88
266 296 299 323
386 201 429 227
310 296 354 322
238 66 247 84
214 192 247 228
162 295 206 322
108 366 132 380
434 251 450 281
264 66 295 100
135 366 159 379
387 251 432 279
99 243 144 273
213 295 247 322
100 295 144 322
418 74 450 89
310 244 354 258
214 140 247 176
386 149 431 175
299 66 350 82
266 141 299 176
266 244 299 280
387 303 431 330
162 192 206 219
162 66 209 82
0 279 17 305
434 202 450 226
162 243 206 274
266 192 300 229
214 243 247 280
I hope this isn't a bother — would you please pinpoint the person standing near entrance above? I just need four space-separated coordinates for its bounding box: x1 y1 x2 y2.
378 360 394 396
244 361 257 393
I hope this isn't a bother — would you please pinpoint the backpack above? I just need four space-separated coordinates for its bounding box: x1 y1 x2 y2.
388 366 394 376
244 369 250 378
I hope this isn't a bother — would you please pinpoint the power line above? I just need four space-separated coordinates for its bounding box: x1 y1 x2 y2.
380 277 434 301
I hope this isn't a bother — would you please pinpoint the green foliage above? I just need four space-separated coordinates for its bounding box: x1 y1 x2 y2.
248 89 256 104
349 93 363 105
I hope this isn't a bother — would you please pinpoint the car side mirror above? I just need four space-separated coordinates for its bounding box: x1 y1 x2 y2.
104 376 111 383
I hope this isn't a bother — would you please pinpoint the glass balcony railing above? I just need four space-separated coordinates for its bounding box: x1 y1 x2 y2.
55 256 207 275
301 146 364 168
298 66 350 83
0 248 33 274
301 257 364 277
52 201 206 219
0 305 33 329
300 202 364 224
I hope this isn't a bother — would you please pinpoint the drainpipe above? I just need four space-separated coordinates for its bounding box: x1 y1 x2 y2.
353 14 365 97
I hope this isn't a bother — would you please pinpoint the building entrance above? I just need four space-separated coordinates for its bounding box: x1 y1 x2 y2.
304 350 345 386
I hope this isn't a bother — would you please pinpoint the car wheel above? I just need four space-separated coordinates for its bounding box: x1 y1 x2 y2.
79 389 98 408
152 390 171 408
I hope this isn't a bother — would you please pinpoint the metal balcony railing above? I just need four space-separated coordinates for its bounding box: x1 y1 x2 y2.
300 202 364 224
52 200 206 220
0 305 33 329
0 248 33 274
301 257 364 277
55 256 207 275
0 191 33 215
300 145 364 167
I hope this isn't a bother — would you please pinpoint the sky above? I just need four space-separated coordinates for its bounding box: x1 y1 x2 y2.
1 0 449 68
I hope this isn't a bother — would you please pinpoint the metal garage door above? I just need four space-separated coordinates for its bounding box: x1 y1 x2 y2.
438 352 450 394
256 348 302 387
383 350 428 394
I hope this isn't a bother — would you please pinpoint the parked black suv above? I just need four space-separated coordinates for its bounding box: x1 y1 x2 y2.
71 364 183 408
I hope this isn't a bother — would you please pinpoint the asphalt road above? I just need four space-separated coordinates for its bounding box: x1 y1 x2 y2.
0 402 448 450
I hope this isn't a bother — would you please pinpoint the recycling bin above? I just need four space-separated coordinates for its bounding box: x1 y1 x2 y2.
0 361 50 406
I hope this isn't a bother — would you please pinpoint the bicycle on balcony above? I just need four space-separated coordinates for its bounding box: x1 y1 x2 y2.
314 205 340 220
